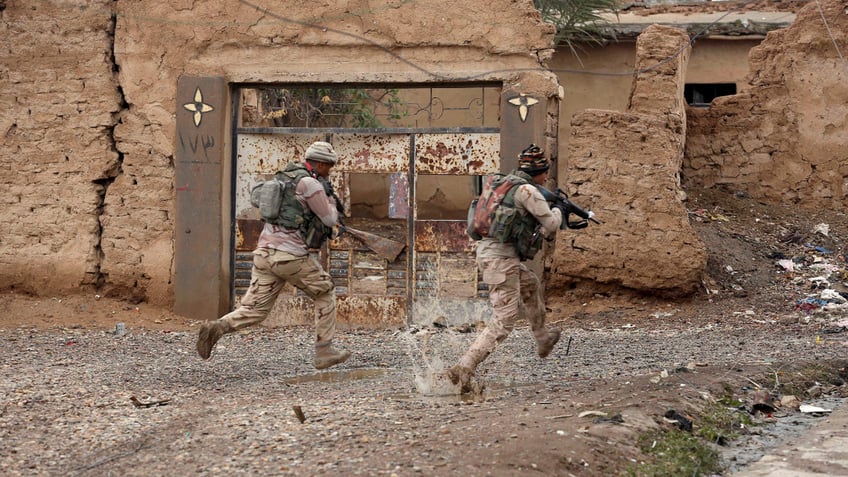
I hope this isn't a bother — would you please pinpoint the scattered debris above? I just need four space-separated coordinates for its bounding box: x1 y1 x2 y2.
777 259 795 272
663 409 693 432
750 390 776 414
594 413 624 424
779 395 800 410
293 405 307 423
799 404 832 415
129 396 171 408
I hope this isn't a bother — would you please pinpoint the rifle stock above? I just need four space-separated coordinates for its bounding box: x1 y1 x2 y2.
318 176 405 261
343 226 406 262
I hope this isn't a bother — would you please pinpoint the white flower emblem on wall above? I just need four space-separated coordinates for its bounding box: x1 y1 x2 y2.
183 87 214 127
508 94 538 122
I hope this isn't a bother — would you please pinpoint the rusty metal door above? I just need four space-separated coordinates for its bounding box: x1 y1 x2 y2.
408 133 499 326
232 87 500 328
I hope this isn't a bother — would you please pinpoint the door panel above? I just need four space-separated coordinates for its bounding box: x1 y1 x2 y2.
232 81 501 327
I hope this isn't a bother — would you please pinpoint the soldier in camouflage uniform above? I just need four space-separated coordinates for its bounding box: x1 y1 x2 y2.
448 145 564 393
196 141 350 370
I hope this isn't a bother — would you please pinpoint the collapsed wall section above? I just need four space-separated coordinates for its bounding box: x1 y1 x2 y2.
0 2 122 294
684 0 848 206
552 25 707 294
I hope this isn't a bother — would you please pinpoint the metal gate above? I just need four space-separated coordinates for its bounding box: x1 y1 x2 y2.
232 87 500 327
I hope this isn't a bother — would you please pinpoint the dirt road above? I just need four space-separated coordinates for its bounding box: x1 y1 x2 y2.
3 187 848 475
1 291 846 476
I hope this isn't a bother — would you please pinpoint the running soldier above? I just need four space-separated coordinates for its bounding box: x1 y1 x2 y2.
196 141 350 370
448 144 564 392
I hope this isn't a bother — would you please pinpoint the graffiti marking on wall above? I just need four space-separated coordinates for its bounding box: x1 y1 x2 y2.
178 131 217 163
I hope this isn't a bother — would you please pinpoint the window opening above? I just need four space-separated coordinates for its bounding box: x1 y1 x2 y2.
684 83 737 108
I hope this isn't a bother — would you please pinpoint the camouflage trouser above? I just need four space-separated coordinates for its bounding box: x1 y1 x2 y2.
459 257 548 370
220 248 336 344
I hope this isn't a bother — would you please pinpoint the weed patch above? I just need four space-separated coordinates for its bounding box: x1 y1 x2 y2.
624 402 753 476
696 401 753 446
625 427 722 477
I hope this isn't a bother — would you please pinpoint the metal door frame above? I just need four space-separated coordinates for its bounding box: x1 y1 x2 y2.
229 84 501 325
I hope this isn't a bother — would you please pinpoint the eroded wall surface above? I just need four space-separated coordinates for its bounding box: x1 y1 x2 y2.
9 0 840 307
685 0 848 205
0 2 124 295
551 25 707 294
1 0 556 305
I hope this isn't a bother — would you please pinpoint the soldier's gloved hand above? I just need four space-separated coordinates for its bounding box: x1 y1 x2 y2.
333 224 346 239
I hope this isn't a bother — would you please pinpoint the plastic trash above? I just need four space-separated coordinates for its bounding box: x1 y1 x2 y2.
821 289 847 304
777 259 795 272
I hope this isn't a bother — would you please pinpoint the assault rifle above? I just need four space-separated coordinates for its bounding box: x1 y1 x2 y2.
318 176 346 216
537 186 601 230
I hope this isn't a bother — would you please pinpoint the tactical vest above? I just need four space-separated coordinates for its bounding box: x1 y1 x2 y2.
467 171 544 260
272 162 333 249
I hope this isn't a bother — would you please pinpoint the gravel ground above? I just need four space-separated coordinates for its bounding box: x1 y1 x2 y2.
3 317 846 476
4 187 847 475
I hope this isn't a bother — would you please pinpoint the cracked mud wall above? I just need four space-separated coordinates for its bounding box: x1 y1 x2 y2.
685 0 848 206
0 1 123 296
2 0 555 306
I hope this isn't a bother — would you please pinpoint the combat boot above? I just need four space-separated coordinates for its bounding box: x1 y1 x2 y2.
537 329 561 358
196 320 230 360
446 364 474 394
314 342 351 370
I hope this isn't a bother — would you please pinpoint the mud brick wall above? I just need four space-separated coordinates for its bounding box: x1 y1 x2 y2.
0 2 127 295
1 0 554 305
684 0 848 206
6 0 845 306
552 26 707 294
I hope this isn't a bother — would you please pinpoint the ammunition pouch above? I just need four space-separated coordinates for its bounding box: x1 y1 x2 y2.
301 216 333 249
